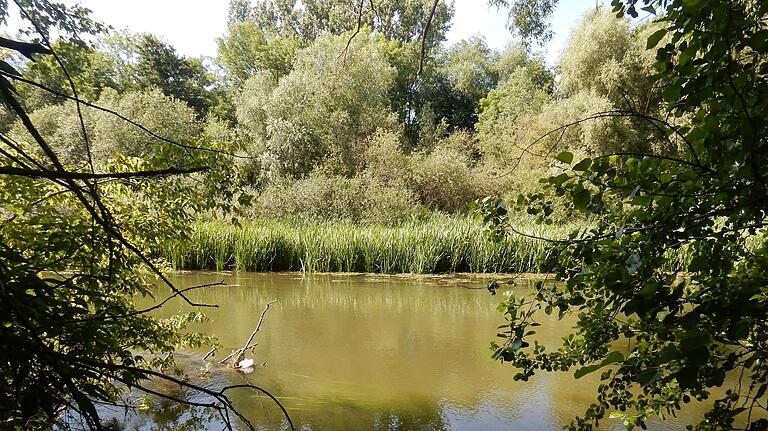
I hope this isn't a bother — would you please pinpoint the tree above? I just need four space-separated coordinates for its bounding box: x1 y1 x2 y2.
217 20 298 85
19 39 118 110
480 0 768 430
129 34 214 118
476 66 550 160
12 88 203 166
559 8 658 111
0 1 288 429
235 31 396 178
227 0 252 28
488 0 559 42
249 0 454 46
430 36 498 131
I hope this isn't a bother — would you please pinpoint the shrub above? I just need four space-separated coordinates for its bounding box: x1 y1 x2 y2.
362 128 412 186
410 146 484 213
250 171 424 225
12 88 202 167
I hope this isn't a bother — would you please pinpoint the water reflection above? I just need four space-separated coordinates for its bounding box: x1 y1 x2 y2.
119 272 715 430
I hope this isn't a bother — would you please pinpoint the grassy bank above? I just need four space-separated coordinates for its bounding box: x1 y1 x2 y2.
164 217 588 274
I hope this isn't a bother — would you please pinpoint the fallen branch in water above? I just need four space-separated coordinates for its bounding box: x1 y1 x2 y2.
218 342 257 365
202 348 216 361
206 300 276 368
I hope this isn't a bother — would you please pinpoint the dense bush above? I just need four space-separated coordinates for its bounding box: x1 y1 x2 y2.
234 31 398 178
14 88 202 167
409 146 486 213
250 171 425 225
362 128 412 185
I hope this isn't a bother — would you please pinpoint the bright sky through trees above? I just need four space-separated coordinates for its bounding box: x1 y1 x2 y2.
36 0 600 65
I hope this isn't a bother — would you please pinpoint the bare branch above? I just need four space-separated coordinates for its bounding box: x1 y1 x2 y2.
0 165 209 180
0 36 51 58
224 300 276 366
417 0 439 76
338 0 365 61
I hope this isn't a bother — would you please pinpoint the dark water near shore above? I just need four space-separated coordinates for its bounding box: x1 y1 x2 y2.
112 272 725 430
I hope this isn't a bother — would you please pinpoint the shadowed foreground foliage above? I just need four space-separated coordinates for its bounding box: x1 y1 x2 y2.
481 0 768 430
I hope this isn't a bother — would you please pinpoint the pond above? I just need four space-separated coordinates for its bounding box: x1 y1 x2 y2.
118 272 716 430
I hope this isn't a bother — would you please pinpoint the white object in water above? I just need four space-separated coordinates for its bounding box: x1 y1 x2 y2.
237 358 254 369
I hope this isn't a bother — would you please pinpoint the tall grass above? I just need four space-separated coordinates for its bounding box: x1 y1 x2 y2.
164 216 590 274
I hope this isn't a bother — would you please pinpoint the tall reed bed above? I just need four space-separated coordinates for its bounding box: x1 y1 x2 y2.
165 216 589 274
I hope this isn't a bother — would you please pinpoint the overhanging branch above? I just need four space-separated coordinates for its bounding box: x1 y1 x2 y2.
0 165 210 180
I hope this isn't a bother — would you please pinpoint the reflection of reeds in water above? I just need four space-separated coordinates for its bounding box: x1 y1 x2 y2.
162 272 536 316
164 217 588 274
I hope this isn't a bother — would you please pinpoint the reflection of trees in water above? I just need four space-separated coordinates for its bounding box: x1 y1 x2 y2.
129 395 448 430
141 386 218 431
164 272 528 316
279 397 448 431
370 406 447 431
101 385 219 431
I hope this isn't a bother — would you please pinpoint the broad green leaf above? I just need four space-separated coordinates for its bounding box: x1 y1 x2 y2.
574 351 625 379
573 158 592 172
555 151 574 164
647 29 668 49
688 255 709 272
573 189 590 210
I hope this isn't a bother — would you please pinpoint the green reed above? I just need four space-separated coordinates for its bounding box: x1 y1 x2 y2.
164 216 591 274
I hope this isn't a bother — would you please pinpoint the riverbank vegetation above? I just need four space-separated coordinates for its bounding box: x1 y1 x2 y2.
2 1 666 243
1 2 675 277
167 217 580 273
2 0 767 430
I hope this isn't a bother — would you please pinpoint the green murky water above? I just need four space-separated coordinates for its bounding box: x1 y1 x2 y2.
117 272 723 430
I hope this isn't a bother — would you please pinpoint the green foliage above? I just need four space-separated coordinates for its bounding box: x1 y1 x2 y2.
217 20 298 84
488 0 559 42
13 88 202 166
492 43 553 90
251 171 425 225
361 128 412 184
128 34 214 117
235 31 397 178
19 39 118 110
0 0 106 39
481 0 768 429
415 102 448 150
537 90 642 155
438 36 498 127
559 8 657 107
0 3 252 422
249 0 454 46
362 128 500 213
410 146 488 213
476 66 551 160
0 151 225 427
227 0 252 28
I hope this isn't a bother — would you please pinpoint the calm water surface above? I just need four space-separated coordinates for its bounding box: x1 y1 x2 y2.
119 272 717 430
